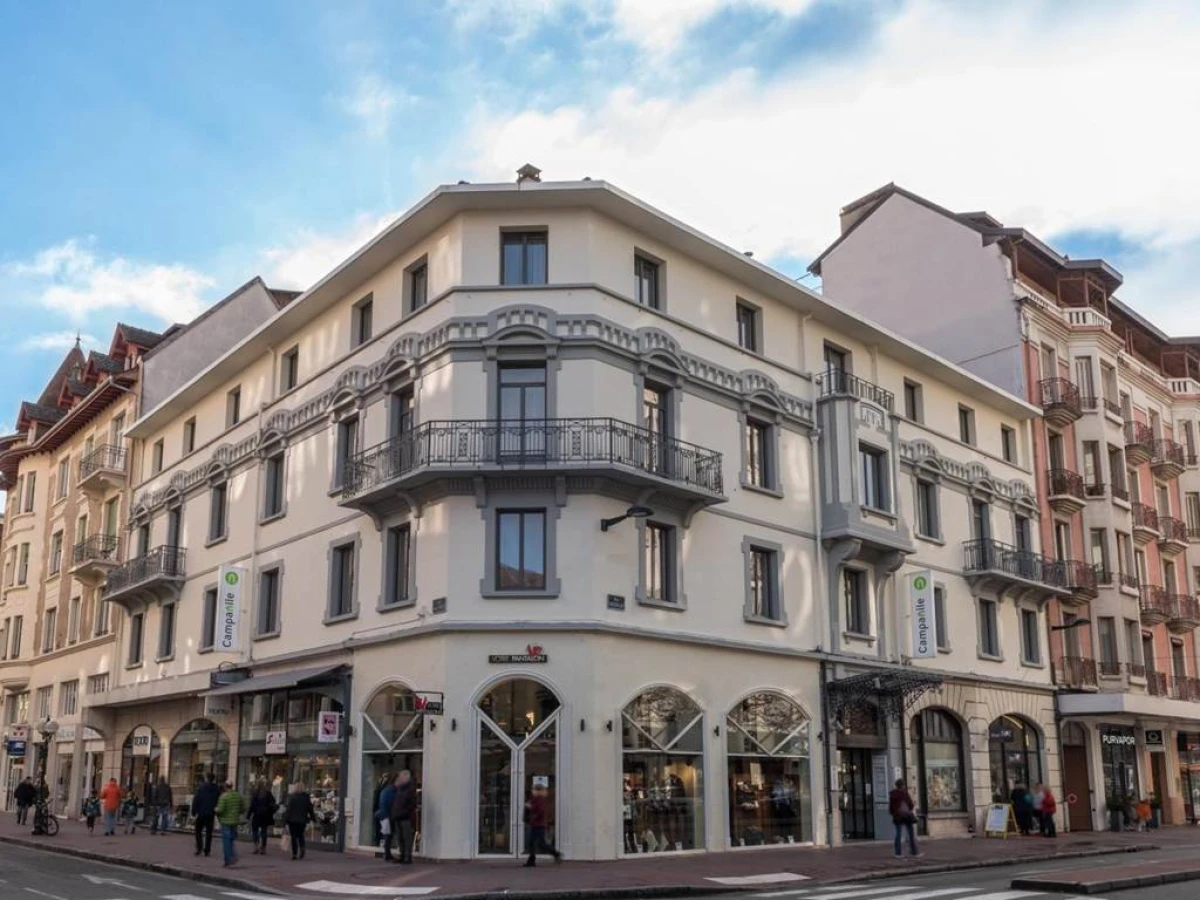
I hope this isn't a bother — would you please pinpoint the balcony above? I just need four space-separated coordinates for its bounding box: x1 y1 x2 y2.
1124 422 1153 466
1103 397 1123 419
78 443 127 499
1167 594 1200 635
1158 516 1189 556
1038 378 1082 427
69 534 119 587
103 545 186 612
1111 482 1130 503
815 369 894 411
962 539 1068 599
1118 572 1140 593
340 418 726 521
1084 481 1106 499
1053 656 1098 690
1139 584 1171 626
1125 662 1146 680
1132 502 1160 544
1151 439 1185 479
1063 560 1099 599
1046 468 1086 515
1169 676 1200 703
1147 671 1168 697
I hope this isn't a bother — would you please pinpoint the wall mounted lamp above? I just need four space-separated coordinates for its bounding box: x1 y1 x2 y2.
601 505 655 532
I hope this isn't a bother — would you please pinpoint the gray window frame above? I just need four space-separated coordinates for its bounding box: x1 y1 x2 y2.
742 537 785 626
842 567 870 637
740 411 781 496
183 417 196 455
151 438 164 475
1019 606 1041 666
1001 425 1016 463
479 496 561 599
494 510 547 592
381 520 416 611
915 476 940 540
934 584 949 651
637 518 685 610
262 450 287 522
127 611 145 668
958 404 976 445
500 230 548 286
326 536 361 623
156 601 177 662
200 584 218 652
332 413 360 491
352 293 374 347
977 598 1001 659
256 564 284 639
207 479 228 545
634 252 662 309
280 345 300 393
735 299 761 352
226 386 242 429
406 257 429 312
859 442 890 512
903 379 923 423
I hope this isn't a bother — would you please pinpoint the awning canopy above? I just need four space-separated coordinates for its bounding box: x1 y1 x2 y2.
204 664 344 698
827 669 944 720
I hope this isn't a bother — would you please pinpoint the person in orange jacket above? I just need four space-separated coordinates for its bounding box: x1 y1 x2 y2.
99 778 122 836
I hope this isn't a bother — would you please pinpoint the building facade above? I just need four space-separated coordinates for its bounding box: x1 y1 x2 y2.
812 183 1200 831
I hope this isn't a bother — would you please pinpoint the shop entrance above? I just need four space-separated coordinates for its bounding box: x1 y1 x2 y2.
1179 734 1200 824
838 748 875 840
476 678 560 857
1061 722 1093 831
3 758 25 810
1151 751 1170 824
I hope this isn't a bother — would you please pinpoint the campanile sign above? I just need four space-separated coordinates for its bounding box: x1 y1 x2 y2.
217 565 246 653
909 571 937 659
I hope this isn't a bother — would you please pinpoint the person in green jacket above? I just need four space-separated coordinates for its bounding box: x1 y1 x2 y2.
215 782 246 867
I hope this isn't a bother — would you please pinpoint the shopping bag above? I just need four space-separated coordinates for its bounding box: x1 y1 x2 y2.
280 832 291 854
379 818 392 837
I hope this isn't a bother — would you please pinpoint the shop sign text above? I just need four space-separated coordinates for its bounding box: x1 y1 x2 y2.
489 644 548 664
217 565 246 653
265 730 287 755
131 725 153 757
909 571 937 659
1102 732 1136 746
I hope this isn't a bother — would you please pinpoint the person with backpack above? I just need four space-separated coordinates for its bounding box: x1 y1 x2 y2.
888 779 921 859
247 782 278 855
83 791 101 834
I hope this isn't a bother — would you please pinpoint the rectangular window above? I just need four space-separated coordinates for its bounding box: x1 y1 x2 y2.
1081 441 1102 491
916 479 939 539
1136 549 1149 588
183 417 196 454
1090 529 1110 577
226 387 242 428
1157 483 1172 518
501 231 548 286
1075 355 1095 400
329 542 357 619
633 254 661 309
151 438 164 474
1185 421 1197 462
978 598 1000 656
201 587 218 650
127 612 144 666
208 482 228 542
1124 619 1141 668
859 444 889 511
972 501 992 542
17 543 29 585
87 673 109 695
280 346 300 392
1048 431 1066 470
1116 532 1134 579
1187 492 1200 532
823 343 848 374
334 416 359 489
958 405 976 445
642 521 675 603
352 294 374 346
94 590 109 636
934 586 948 651
0 618 6 660
1020 608 1040 664
1054 521 1071 561
9 616 21 659
1001 426 1016 463
49 531 63 575
1015 514 1032 552
67 596 80 644
390 388 415 438
1120 391 1132 421
736 301 759 352
409 262 429 311
109 414 125 447
384 524 413 608
56 457 69 499
747 546 780 621
496 510 547 592
843 568 870 635
263 452 285 519
257 569 281 637
903 380 923 423
1101 363 1118 408
1173 640 1187 679
24 473 36 512
1128 468 1141 503
36 686 52 720
58 680 78 717
157 602 176 660
744 419 773 489
41 607 57 653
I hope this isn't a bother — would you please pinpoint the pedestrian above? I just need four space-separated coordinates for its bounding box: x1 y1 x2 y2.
522 785 561 867
191 773 219 857
1031 782 1046 835
1010 783 1033 836
99 777 121 836
215 781 246 867
83 791 101 834
121 789 139 834
376 773 396 862
1036 782 1057 838
371 772 391 846
390 770 418 865
248 781 278 855
150 775 174 835
31 776 50 835
888 779 921 859
284 782 316 861
13 777 35 826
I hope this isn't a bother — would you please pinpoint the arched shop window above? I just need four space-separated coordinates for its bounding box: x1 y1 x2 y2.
169 719 230 824
988 715 1042 800
120 725 162 816
622 686 705 854
726 692 812 846
910 709 965 812
359 684 425 847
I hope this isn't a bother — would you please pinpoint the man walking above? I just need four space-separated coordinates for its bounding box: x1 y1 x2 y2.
390 771 418 865
523 785 561 867
150 775 173 834
99 778 122 837
191 773 219 856
13 777 35 826
214 782 246 867
888 779 921 859
284 782 316 861
377 773 396 861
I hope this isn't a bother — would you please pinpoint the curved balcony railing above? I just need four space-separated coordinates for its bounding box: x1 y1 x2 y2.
72 533 119 566
1147 671 1168 697
1063 560 1098 596
1046 468 1086 505
104 545 186 597
815 368 894 411
1132 502 1160 533
1167 594 1200 634
1039 378 1082 422
1125 662 1146 679
1139 584 1171 625
1054 656 1098 689
962 539 1068 590
1151 438 1185 475
79 443 126 480
1124 421 1154 461
1160 516 1189 545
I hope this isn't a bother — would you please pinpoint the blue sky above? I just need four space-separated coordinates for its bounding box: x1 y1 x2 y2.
3 0 1199 426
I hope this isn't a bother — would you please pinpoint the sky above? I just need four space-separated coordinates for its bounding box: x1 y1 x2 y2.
2 0 1199 429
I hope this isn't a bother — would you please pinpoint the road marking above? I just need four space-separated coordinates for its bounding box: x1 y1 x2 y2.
790 887 929 900
24 890 69 900
824 889 975 900
295 881 439 896
223 893 289 900
708 873 811 885
957 892 1044 900
82 875 147 891
165 895 220 900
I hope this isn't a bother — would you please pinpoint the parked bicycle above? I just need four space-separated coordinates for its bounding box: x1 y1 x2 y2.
31 799 60 836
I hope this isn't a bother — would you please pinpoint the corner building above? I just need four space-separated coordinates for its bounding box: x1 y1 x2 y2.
78 174 1054 858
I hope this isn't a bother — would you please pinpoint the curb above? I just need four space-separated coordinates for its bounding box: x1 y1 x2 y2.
1013 864 1200 896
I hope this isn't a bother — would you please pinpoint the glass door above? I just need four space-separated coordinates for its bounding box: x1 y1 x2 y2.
838 748 874 840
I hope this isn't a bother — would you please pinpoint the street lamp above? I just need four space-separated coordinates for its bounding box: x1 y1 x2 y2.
600 505 655 532
33 718 59 834
1050 618 1091 632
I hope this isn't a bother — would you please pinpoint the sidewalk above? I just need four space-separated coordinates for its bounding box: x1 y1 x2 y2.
0 817 1191 899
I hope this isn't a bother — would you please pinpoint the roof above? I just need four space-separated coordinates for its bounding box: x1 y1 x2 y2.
35 344 86 407
87 352 123 375
203 664 344 697
114 323 165 349
270 289 302 309
129 178 1041 435
19 402 65 426
140 275 282 364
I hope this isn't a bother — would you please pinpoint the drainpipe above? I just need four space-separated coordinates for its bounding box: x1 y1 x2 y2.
821 659 835 847
246 397 266 668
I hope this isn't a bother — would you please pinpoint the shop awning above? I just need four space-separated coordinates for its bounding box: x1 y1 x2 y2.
827 668 944 720
204 664 344 698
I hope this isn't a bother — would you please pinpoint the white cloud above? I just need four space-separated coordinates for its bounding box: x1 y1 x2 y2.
19 331 99 353
460 0 1200 325
6 239 212 324
259 211 402 290
341 75 416 138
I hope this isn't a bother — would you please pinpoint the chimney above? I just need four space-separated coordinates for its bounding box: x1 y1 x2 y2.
516 163 542 185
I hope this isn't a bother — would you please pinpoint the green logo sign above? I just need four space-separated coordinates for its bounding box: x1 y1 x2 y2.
913 575 928 590
224 571 239 586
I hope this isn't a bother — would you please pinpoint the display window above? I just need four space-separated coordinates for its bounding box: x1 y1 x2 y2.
622 686 704 854
168 719 231 828
726 692 812 847
359 684 424 848
911 709 965 812
988 715 1042 800
120 725 163 820
1100 725 1139 805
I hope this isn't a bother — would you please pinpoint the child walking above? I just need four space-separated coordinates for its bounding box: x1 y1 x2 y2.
83 792 101 834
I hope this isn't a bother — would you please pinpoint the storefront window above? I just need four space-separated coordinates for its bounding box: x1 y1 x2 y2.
1100 725 1139 806
726 692 811 847
988 715 1041 800
169 719 231 827
622 686 704 854
359 684 424 848
120 725 162 821
911 709 965 812
1179 733 1200 824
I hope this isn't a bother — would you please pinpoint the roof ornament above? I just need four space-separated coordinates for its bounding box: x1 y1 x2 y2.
516 163 542 185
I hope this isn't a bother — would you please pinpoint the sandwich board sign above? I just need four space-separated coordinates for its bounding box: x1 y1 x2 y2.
984 802 1017 838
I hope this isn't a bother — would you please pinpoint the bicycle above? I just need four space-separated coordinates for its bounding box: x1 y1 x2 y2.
31 800 60 837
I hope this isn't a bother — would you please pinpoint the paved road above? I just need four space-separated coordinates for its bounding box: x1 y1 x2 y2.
0 841 277 900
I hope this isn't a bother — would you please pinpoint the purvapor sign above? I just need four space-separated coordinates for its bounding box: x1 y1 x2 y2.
910 570 937 659
217 565 246 652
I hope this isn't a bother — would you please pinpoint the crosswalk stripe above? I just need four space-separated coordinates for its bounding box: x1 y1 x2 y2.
824 889 975 900
955 892 1044 900
163 895 216 900
754 887 911 900
222 893 287 900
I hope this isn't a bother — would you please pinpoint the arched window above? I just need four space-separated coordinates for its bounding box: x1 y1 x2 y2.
120 725 162 813
168 719 230 824
989 715 1042 800
359 684 425 848
622 687 704 853
911 709 965 812
726 692 812 846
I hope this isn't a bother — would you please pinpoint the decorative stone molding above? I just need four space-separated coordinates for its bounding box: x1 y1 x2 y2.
900 440 1034 504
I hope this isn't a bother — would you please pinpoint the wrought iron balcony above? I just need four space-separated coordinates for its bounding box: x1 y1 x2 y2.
1188 452 1199 468
103 545 186 611
1124 661 1145 680
1147 671 1168 697
1095 567 1114 587
1053 656 1098 690
340 418 726 515
1103 397 1123 418
1139 584 1171 626
78 443 127 498
1118 572 1140 592
1085 481 1106 499
1151 439 1185 479
1159 516 1189 556
1046 468 1086 515
1169 676 1200 703
1132 502 1160 544
962 539 1068 596
1039 378 1082 426
1063 560 1099 599
815 369 894 411
1080 395 1099 412
1111 482 1130 503
1124 421 1154 466
1097 659 1121 678
69 534 120 587
1167 594 1200 635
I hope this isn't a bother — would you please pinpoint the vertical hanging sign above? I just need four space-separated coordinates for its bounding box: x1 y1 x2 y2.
217 565 246 653
910 570 937 659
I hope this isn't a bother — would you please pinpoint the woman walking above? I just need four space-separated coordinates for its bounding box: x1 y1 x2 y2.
284 783 316 861
248 782 278 855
